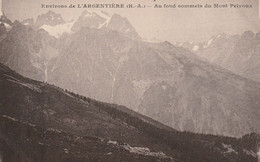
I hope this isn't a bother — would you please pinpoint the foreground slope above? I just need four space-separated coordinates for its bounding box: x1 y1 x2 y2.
0 64 259 162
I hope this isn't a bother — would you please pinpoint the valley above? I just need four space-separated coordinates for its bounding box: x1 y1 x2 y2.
0 8 260 161
0 11 260 137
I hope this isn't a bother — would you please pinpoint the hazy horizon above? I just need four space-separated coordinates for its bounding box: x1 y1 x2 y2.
2 0 260 43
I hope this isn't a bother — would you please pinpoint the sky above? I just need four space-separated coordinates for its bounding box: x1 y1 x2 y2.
2 0 260 43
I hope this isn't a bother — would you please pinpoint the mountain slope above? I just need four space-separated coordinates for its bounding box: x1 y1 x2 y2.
0 21 59 81
179 31 260 82
138 42 260 136
1 12 260 137
0 63 259 162
47 27 260 137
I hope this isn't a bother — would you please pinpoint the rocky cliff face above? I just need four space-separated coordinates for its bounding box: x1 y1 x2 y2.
34 11 65 28
107 13 142 41
0 11 260 137
0 21 59 81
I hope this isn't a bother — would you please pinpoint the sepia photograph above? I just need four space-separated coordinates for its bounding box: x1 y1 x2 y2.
0 0 260 161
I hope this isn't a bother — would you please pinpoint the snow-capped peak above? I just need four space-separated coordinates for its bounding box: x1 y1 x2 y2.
204 39 213 48
175 42 183 46
107 13 141 40
95 11 111 28
80 10 111 28
202 33 229 48
35 11 65 28
143 37 162 43
0 13 13 31
216 33 229 39
22 18 34 26
83 10 110 20
192 45 199 52
71 10 113 32
38 10 112 38
216 34 222 38
0 3 2 17
40 19 76 38
36 11 76 38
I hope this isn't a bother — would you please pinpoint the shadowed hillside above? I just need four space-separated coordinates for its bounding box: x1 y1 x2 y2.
0 63 259 161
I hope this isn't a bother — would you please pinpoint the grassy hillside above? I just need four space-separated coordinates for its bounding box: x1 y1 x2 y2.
0 63 258 162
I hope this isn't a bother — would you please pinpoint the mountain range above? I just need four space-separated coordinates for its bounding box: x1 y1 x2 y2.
0 11 260 138
176 31 260 83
